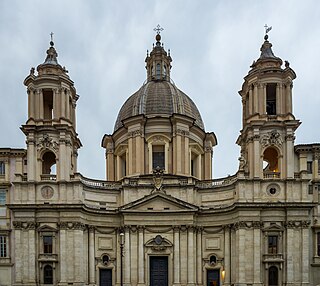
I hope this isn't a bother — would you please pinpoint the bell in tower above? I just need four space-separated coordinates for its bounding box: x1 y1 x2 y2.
22 34 82 182
236 27 300 179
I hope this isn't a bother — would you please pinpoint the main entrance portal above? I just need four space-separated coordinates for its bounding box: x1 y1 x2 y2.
207 269 220 286
150 256 168 286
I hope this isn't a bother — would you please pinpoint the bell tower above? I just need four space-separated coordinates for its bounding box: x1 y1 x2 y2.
22 36 82 182
237 29 300 179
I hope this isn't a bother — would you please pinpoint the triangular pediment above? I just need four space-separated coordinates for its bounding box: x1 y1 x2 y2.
120 192 198 213
262 223 284 232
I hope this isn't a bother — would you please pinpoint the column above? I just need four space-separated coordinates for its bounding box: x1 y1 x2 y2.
187 226 195 285
39 89 44 119
253 228 261 284
184 136 189 175
258 84 263 114
138 227 145 285
59 140 66 181
15 229 22 283
253 83 258 113
128 137 133 175
253 136 260 178
66 91 70 120
53 89 58 119
301 227 309 283
286 228 294 283
224 226 230 286
89 227 95 284
276 83 280 114
61 89 66 118
238 228 246 284
286 135 294 178
196 227 203 285
60 229 67 283
262 84 266 114
249 86 253 115
173 227 180 285
176 134 182 174
28 229 36 282
124 228 131 285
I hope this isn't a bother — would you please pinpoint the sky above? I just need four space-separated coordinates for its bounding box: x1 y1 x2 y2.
0 0 319 180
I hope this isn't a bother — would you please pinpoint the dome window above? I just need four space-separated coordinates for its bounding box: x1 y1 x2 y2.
156 63 161 80
152 145 165 170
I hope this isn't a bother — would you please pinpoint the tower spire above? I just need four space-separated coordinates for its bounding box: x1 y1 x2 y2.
145 25 172 81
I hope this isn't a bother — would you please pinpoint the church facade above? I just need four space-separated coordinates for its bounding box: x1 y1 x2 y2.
0 30 319 286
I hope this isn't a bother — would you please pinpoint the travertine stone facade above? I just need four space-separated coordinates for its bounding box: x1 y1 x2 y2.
0 31 319 286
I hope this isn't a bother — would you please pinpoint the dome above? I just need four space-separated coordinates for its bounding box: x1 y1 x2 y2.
114 80 204 131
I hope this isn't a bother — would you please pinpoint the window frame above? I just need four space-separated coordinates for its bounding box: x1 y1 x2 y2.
0 189 6 205
268 235 278 254
0 235 8 258
43 235 53 254
0 161 5 175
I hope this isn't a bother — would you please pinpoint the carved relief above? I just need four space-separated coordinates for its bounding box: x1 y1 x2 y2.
41 186 54 199
145 235 172 252
152 166 164 193
37 134 59 152
260 130 283 148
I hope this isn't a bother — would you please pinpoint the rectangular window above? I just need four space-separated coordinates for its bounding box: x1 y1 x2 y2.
0 161 4 175
152 145 165 170
0 190 6 205
268 235 278 254
43 236 53 254
307 161 313 174
308 184 313 195
0 235 7 257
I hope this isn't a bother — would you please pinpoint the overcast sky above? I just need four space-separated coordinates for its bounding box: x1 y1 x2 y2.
0 0 319 180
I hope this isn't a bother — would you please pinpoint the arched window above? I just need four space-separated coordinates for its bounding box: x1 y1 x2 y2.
268 266 278 286
43 265 53 284
42 151 56 175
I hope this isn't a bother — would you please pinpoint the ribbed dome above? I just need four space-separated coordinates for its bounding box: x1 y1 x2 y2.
114 80 204 131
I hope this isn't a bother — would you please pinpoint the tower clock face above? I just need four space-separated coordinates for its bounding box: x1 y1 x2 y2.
41 186 54 199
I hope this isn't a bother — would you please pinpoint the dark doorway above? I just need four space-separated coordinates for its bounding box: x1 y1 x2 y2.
100 269 112 286
269 266 278 286
207 269 220 286
150 256 168 286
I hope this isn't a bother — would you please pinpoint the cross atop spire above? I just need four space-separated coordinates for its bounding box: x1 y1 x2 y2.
154 24 164 35
50 32 54 46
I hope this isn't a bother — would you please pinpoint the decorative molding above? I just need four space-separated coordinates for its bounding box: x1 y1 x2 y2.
284 220 311 229
285 134 296 142
232 221 264 230
13 221 38 230
175 129 189 137
58 221 86 230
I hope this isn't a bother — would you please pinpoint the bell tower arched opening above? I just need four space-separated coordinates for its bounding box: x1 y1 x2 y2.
42 151 56 175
